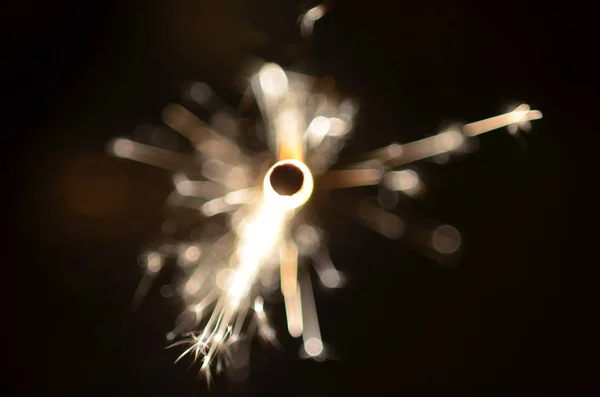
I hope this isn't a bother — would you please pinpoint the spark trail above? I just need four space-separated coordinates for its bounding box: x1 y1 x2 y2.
108 4 542 382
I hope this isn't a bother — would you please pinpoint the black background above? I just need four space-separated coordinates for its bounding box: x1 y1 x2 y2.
8 0 597 396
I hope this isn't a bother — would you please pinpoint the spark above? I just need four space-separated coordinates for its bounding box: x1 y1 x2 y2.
108 4 543 384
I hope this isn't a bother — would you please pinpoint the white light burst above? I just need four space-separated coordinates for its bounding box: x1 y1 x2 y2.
108 5 542 383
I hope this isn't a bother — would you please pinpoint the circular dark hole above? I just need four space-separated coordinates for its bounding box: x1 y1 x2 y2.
269 164 304 196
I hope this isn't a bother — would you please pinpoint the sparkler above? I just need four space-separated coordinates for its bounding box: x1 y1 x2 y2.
108 4 542 383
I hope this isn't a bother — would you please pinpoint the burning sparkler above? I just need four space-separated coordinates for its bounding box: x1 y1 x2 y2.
108 4 542 383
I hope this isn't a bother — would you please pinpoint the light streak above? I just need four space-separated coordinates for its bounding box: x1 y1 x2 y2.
107 3 543 385
300 4 327 38
108 138 193 170
363 110 515 167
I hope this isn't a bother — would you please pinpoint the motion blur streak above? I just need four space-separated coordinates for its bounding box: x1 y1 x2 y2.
108 3 542 383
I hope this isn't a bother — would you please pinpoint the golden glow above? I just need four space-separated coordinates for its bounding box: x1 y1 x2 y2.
263 159 314 212
281 242 303 337
226 202 287 308
276 107 305 161
280 242 299 298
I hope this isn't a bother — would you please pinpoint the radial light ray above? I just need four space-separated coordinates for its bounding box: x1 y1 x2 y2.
107 3 543 384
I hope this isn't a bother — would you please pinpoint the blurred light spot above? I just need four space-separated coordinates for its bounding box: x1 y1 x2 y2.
304 337 324 357
320 269 341 288
435 130 464 152
190 82 212 105
432 225 461 254
110 138 134 157
174 181 193 197
384 170 420 193
295 224 320 256
184 245 201 262
160 285 175 297
146 252 163 273
385 143 403 159
161 103 190 130
307 116 331 147
253 297 264 313
259 63 288 98
172 172 187 185
327 117 350 136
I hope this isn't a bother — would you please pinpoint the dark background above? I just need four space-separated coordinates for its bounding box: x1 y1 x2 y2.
8 0 597 396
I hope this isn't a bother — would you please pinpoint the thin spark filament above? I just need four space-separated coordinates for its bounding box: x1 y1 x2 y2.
322 104 543 190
